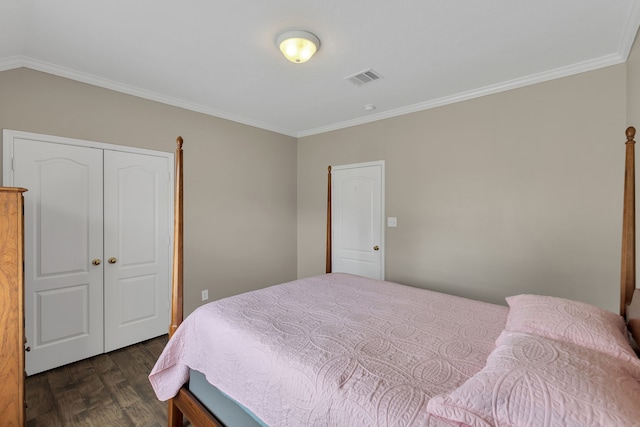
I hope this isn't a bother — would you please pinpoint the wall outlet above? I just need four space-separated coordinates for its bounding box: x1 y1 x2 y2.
201 289 209 301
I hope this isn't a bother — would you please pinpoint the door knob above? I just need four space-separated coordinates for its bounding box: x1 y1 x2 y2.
373 245 380 251
92 259 101 266
108 257 117 264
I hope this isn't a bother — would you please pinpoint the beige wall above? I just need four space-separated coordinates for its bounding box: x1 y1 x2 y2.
298 65 627 312
0 57 634 316
0 68 298 316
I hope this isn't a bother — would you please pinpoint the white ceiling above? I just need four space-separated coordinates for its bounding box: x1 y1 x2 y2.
1 1 639 138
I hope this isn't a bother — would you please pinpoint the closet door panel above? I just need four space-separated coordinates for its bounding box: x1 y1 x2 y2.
13 138 104 375
103 150 171 352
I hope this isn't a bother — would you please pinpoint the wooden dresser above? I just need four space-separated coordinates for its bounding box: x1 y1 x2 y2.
0 187 27 426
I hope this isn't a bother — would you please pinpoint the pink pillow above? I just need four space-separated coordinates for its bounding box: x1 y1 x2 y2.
505 294 637 363
427 331 640 427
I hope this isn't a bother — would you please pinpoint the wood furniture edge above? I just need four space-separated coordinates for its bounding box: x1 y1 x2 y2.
0 188 27 426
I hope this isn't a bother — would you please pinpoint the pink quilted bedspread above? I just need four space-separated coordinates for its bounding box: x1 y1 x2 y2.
149 273 508 426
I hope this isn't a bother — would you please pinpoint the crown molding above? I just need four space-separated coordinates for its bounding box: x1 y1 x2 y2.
1 55 298 138
0 55 26 72
297 52 627 138
0 43 635 140
619 0 640 59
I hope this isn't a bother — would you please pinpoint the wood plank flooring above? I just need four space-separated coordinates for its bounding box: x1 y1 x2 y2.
26 335 171 427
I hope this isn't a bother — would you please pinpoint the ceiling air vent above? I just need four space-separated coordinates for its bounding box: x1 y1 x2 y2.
345 68 382 86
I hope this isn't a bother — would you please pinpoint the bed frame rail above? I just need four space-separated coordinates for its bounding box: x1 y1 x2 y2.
169 388 223 427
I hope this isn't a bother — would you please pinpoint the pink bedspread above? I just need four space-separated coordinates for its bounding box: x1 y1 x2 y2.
149 273 508 426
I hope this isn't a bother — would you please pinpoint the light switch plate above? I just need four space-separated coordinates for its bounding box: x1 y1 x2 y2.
387 217 397 227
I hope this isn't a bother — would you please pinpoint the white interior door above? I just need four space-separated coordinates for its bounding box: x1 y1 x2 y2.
332 161 385 280
12 138 104 375
103 150 171 352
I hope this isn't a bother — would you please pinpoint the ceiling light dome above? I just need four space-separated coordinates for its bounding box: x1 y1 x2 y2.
277 30 320 64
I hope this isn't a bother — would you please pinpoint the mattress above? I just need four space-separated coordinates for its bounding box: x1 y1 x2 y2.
150 273 509 426
189 369 266 426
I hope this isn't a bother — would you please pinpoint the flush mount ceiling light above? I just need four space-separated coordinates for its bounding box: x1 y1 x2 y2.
276 30 320 64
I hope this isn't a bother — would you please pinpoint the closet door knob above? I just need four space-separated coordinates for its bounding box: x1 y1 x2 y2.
92 259 101 266
108 257 117 264
373 245 380 251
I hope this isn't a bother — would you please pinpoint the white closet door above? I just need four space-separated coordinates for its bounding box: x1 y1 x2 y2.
103 150 171 352
332 162 385 280
14 138 104 375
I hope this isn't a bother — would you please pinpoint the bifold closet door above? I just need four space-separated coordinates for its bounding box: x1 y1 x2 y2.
103 150 170 352
8 132 172 375
14 139 104 375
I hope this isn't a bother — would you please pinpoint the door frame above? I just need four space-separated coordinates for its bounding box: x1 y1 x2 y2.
3 130 175 179
331 160 385 280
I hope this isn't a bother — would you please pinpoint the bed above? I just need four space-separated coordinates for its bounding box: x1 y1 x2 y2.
149 128 640 427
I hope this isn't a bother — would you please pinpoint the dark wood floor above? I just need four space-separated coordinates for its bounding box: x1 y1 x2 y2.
26 335 171 427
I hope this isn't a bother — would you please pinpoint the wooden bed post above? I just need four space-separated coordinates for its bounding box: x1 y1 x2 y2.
621 127 636 317
326 166 332 274
165 137 224 427
170 136 184 338
168 136 184 427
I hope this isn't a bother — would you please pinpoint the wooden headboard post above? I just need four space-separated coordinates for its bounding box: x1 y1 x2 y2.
169 136 184 338
326 166 332 274
621 127 636 317
166 137 224 427
168 136 185 427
